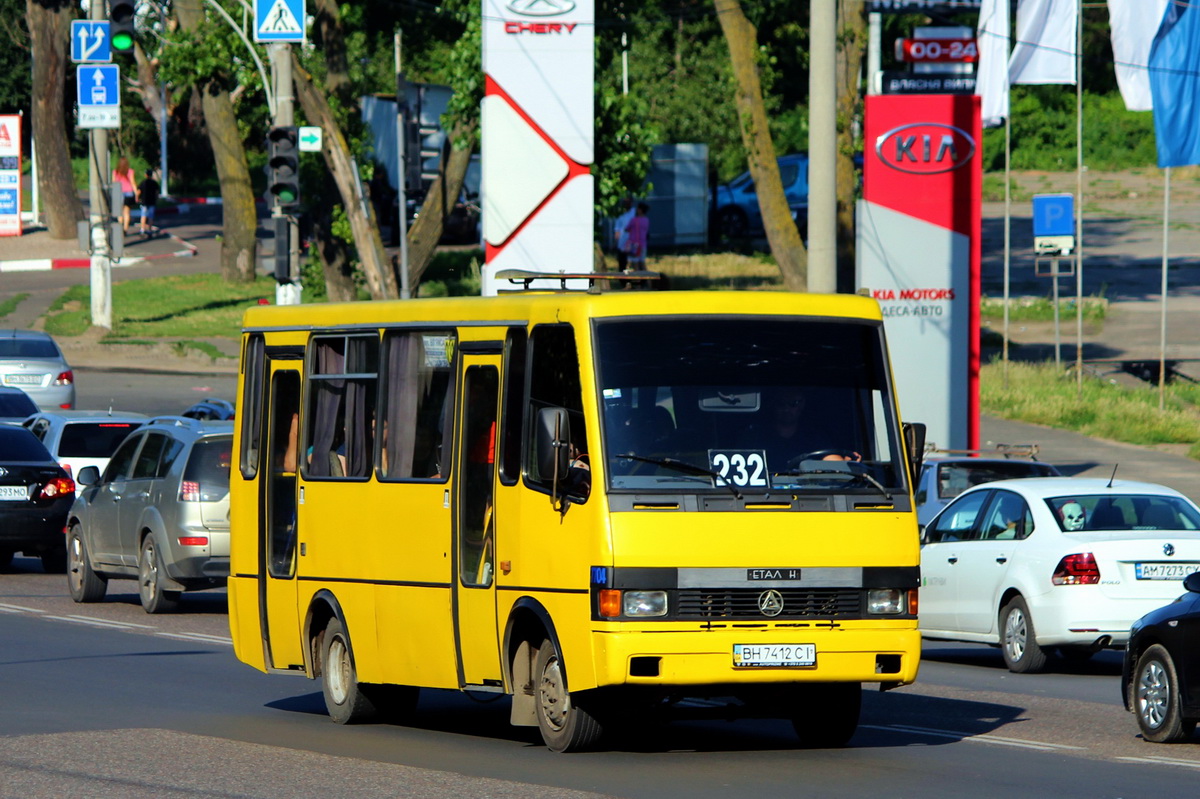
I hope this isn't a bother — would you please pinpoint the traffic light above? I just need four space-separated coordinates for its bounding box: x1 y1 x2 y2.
109 0 136 54
273 216 290 284
267 126 300 208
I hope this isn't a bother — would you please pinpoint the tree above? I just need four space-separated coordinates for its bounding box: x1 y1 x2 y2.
713 0 806 291
26 0 83 238
169 0 260 282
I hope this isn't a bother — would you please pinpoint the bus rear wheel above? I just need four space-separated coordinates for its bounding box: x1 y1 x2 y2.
321 617 378 724
789 682 861 748
534 639 603 752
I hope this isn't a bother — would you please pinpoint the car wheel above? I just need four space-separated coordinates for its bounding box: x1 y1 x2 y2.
718 206 749 239
321 616 378 724
534 639 603 752
67 525 107 603
1000 596 1047 673
138 536 180 614
1134 644 1197 743
789 682 862 748
40 546 67 574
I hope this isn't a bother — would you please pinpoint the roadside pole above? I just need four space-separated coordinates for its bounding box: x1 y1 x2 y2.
271 43 301 305
88 0 112 330
395 31 410 299
807 0 837 293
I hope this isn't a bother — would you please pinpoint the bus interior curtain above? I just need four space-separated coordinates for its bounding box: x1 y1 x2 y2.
385 334 422 478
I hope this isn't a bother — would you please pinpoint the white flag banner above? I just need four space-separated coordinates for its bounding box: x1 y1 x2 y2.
1107 0 1169 111
976 0 1011 127
1009 0 1077 85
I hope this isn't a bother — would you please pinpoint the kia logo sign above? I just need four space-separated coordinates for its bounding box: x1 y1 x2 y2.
506 0 575 16
875 122 975 174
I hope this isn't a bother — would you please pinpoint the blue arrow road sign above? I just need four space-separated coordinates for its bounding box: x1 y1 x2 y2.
255 0 305 42
71 21 112 63
77 64 119 107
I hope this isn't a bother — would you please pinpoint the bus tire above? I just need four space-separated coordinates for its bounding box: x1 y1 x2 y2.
321 617 378 724
534 639 602 752
790 682 861 748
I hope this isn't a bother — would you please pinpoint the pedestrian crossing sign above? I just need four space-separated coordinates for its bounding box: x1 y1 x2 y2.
255 0 304 42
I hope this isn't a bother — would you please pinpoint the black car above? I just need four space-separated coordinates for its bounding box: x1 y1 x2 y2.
0 425 75 573
1123 571 1200 742
181 398 236 421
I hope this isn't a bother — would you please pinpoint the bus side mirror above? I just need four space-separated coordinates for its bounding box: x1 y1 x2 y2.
535 406 571 483
903 422 926 488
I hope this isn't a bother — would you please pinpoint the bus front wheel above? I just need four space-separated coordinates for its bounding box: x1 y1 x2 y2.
321 617 377 724
534 639 603 752
789 682 861 748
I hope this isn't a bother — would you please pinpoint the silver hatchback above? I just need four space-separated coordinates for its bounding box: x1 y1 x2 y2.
0 330 76 410
67 417 232 613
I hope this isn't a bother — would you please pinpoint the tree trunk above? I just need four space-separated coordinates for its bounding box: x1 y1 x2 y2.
405 124 475 290
292 53 397 300
131 43 167 150
174 0 258 282
27 0 83 238
836 0 866 291
713 0 806 292
314 172 358 302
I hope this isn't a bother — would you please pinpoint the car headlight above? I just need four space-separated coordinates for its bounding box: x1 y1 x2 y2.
623 590 668 617
867 589 904 615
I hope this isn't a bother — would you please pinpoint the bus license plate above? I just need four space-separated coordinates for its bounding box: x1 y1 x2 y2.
733 643 815 668
0 485 29 501
1136 563 1198 580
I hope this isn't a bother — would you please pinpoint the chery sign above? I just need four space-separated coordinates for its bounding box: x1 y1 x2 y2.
857 94 981 451
480 0 594 295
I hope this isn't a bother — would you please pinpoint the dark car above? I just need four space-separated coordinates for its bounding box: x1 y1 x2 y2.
181 398 236 421
714 153 808 240
1123 571 1200 742
0 385 39 423
0 425 75 573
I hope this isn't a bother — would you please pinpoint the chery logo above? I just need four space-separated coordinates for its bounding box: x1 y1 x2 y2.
875 122 975 175
505 0 576 16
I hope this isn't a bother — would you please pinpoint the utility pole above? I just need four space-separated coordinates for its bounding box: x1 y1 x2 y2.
395 31 411 299
807 0 837 294
88 0 112 329
271 43 301 305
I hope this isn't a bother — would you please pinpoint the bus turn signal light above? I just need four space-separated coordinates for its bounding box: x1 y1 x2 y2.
599 589 622 618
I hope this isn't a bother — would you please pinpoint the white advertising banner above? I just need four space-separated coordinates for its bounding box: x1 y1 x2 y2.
0 114 22 237
480 0 595 295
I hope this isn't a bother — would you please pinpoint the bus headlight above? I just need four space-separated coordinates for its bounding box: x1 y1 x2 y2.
867 589 904 615
623 590 668 617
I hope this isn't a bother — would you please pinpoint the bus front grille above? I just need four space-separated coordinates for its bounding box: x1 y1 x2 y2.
676 588 861 619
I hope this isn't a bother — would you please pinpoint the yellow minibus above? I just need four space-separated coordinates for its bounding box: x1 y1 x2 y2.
228 284 925 752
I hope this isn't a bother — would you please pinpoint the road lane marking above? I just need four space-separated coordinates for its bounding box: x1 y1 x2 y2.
157 632 233 645
43 614 156 630
0 603 47 613
862 724 1085 751
1115 755 1200 770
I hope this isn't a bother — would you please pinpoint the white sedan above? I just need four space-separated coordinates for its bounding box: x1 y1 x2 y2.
919 477 1200 673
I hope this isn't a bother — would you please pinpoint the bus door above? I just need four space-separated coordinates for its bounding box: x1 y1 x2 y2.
260 364 305 670
454 356 503 687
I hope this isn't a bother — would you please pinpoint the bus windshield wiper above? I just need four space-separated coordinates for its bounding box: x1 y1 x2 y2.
772 466 893 501
612 453 743 500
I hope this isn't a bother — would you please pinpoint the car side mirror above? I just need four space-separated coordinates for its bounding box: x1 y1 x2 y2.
1184 571 1200 594
535 406 571 484
76 465 100 486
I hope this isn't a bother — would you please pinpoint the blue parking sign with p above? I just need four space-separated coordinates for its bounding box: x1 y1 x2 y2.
1032 193 1074 237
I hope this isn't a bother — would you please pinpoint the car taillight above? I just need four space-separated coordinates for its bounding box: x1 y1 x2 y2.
53 370 73 386
180 480 201 502
60 462 74 478
1052 553 1100 585
178 536 208 546
38 477 75 499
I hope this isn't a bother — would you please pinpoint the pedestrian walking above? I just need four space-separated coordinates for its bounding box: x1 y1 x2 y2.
112 156 136 234
625 202 650 271
137 169 160 237
613 197 635 272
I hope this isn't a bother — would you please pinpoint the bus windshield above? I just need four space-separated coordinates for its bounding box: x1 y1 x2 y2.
594 317 905 496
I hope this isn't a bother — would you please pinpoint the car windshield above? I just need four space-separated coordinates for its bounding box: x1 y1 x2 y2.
0 339 59 359
936 461 1057 499
59 422 140 457
1046 494 1200 532
0 427 52 462
594 316 904 496
183 437 233 501
0 392 38 418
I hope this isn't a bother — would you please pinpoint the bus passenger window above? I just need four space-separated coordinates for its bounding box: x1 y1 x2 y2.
526 324 588 501
379 331 456 481
306 334 378 479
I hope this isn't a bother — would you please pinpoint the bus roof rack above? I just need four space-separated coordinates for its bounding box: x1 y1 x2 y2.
924 442 1041 460
494 268 664 292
